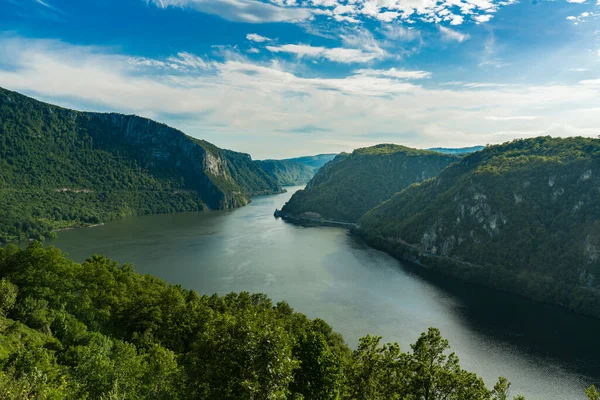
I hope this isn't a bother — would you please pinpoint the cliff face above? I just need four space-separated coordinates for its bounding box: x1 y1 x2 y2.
359 137 600 317
281 145 460 223
0 86 281 241
80 112 281 209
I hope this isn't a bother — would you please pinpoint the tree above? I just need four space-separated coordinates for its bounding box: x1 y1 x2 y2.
0 278 17 316
405 327 490 400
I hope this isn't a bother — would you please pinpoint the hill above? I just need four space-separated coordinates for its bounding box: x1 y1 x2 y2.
359 137 600 318
285 153 337 170
429 146 485 155
280 144 460 223
255 159 315 186
0 243 530 399
0 87 281 242
257 154 338 186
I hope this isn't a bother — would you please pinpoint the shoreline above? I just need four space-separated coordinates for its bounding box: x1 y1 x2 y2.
275 210 600 321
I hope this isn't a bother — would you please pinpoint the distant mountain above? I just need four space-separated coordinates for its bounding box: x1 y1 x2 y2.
256 160 315 186
429 146 485 155
257 154 337 186
285 154 337 170
280 144 460 223
0 87 281 242
359 137 600 317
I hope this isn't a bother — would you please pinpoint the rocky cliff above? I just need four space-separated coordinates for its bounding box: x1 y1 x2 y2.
359 137 600 317
0 86 281 241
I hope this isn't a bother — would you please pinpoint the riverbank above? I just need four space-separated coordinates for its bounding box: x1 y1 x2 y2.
356 231 600 320
274 210 600 320
274 209 359 229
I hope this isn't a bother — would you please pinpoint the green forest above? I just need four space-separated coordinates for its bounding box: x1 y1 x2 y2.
0 87 283 243
359 136 600 318
256 159 316 186
281 145 460 223
0 243 563 400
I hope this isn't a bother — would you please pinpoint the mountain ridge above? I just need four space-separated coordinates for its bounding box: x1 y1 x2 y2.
0 87 282 242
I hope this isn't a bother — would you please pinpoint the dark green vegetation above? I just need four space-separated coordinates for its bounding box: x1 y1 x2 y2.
0 87 281 243
257 154 338 186
281 145 460 223
429 146 485 155
256 159 315 186
359 137 600 318
0 243 535 400
285 153 337 170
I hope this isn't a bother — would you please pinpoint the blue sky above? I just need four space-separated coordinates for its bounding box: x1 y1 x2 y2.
1 0 599 158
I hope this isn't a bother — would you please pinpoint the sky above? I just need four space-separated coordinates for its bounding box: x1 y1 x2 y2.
0 0 599 158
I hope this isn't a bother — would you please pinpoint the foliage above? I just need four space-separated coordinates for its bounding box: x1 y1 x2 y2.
257 160 316 186
0 87 281 243
429 146 485 155
284 154 338 170
0 243 534 399
359 136 600 318
282 144 460 222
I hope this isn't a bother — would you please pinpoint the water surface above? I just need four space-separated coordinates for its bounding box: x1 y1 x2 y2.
49 187 600 399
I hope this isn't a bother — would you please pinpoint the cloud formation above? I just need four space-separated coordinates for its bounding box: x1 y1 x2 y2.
246 33 272 42
1 36 599 158
147 0 515 26
147 0 311 23
439 25 470 42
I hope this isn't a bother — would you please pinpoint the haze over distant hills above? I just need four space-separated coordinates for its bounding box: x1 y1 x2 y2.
257 154 337 186
429 146 485 155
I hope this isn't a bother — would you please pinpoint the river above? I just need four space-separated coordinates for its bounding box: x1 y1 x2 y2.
48 186 600 399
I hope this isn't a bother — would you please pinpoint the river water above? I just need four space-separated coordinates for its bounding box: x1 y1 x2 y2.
48 186 600 399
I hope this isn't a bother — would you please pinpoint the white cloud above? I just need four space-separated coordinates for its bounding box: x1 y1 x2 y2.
266 43 384 63
146 0 518 27
568 68 590 72
579 79 600 85
246 33 272 43
566 0 586 3
146 0 312 23
479 58 511 68
439 25 470 42
354 68 432 79
473 14 493 23
450 15 465 25
2 36 599 158
486 115 538 121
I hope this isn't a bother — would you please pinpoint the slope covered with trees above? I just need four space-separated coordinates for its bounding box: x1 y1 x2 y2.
359 137 600 318
0 87 281 243
286 153 337 170
281 145 460 223
0 243 537 399
257 154 338 186
429 146 485 155
256 159 316 186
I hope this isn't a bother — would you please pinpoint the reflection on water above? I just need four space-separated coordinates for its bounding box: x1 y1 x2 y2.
48 187 599 399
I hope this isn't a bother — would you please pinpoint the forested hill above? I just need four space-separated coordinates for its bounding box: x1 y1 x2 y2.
0 243 536 399
257 154 338 186
285 153 337 170
359 136 600 318
280 144 460 223
429 146 485 155
256 159 315 186
0 87 281 242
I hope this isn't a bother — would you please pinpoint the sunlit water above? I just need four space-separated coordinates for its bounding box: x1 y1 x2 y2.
48 186 600 399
